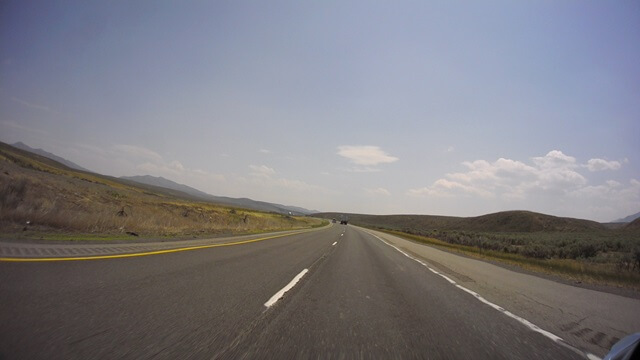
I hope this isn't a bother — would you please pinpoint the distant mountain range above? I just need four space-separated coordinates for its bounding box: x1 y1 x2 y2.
12 142 91 172
10 141 317 215
1 141 322 236
614 212 640 223
120 175 318 215
9 141 636 222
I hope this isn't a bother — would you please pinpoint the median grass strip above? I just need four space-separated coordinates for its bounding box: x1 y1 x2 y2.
376 229 640 291
5 220 329 243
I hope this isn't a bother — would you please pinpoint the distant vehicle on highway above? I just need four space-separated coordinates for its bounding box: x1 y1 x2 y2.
332 218 336 223
340 215 349 225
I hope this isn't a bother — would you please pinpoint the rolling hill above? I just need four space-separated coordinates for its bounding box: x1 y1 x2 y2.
614 212 640 223
626 218 640 230
121 175 318 215
315 210 607 233
12 142 91 172
5 141 318 216
0 141 321 237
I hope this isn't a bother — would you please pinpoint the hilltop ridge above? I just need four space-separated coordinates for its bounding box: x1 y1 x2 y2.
121 175 318 215
4 141 318 216
11 142 91 172
614 212 640 223
315 210 607 233
0 141 321 237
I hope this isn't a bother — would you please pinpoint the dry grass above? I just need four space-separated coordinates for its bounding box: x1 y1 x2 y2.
380 229 640 291
0 144 323 239
317 210 639 290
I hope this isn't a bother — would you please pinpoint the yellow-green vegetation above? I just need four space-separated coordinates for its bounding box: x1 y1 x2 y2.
317 211 640 290
0 143 323 239
378 229 640 291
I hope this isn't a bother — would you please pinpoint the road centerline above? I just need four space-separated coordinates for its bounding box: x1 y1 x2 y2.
264 269 309 308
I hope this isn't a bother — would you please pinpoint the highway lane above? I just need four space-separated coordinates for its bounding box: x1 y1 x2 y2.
219 225 584 359
0 226 341 359
1 224 587 359
366 227 640 357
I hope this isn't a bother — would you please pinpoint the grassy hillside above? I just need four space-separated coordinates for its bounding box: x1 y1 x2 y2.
0 142 323 239
627 218 640 230
121 175 317 215
316 210 606 233
317 211 640 288
12 141 90 172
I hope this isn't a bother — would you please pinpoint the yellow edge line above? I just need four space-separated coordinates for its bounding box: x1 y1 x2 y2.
0 230 309 262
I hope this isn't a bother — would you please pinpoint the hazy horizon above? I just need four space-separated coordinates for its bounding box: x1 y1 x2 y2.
1 2 638 222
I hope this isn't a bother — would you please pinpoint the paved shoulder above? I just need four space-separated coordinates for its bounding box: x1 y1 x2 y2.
364 227 640 358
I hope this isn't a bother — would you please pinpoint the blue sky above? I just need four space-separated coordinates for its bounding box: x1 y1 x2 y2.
1 1 638 221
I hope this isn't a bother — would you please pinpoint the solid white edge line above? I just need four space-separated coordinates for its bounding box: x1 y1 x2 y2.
332 241 337 246
366 231 600 360
264 269 309 308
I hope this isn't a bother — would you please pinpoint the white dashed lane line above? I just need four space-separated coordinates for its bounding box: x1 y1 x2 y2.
264 269 309 308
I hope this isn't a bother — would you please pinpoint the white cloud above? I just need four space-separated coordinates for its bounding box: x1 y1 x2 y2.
113 144 164 163
271 177 320 192
606 180 621 187
249 164 276 177
365 187 391 196
258 149 271 154
532 150 576 169
345 166 382 173
407 187 439 197
569 179 639 199
406 150 640 220
566 179 640 220
246 164 324 193
407 150 612 200
587 158 622 172
337 145 398 166
408 179 493 198
109 143 225 183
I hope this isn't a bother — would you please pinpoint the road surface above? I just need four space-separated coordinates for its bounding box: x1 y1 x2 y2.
0 224 631 359
366 227 640 358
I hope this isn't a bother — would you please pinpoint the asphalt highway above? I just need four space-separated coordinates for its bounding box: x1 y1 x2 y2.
0 225 596 359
